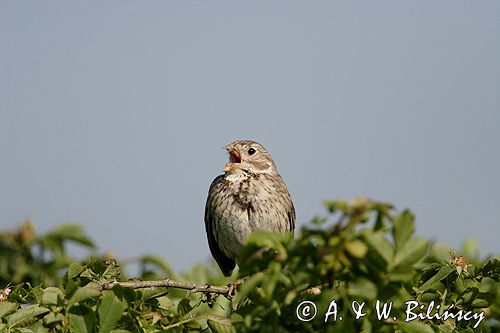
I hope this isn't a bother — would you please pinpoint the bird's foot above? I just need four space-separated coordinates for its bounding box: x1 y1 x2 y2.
226 279 242 298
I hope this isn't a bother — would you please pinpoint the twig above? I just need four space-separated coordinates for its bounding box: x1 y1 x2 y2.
100 279 234 296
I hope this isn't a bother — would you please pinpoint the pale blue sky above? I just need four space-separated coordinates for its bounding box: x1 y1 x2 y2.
1 1 499 271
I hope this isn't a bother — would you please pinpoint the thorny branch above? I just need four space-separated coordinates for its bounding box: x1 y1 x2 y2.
100 278 236 297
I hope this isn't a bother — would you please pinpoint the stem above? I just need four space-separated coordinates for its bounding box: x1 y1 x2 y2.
100 278 234 296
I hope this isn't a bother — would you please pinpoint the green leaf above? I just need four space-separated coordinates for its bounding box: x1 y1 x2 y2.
68 284 101 307
481 258 500 278
28 285 44 303
323 199 348 213
0 302 17 319
177 298 193 317
261 262 281 299
207 314 235 333
347 278 378 301
86 259 121 282
80 267 97 280
429 244 455 264
233 272 265 304
69 304 96 333
140 287 167 301
43 312 65 325
67 263 84 279
397 321 434 333
392 209 415 250
12 328 35 333
461 287 493 308
471 297 490 308
391 237 429 271
345 239 368 258
360 229 394 268
41 287 64 305
47 224 96 248
138 255 176 277
183 318 202 330
419 266 455 291
388 272 415 283
98 291 124 333
7 304 49 328
155 295 174 310
239 230 292 276
243 231 288 256
100 260 122 281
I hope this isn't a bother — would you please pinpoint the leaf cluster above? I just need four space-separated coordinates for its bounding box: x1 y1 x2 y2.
0 199 498 332
233 198 499 332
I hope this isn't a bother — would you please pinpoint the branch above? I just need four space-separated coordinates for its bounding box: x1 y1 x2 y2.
100 278 235 297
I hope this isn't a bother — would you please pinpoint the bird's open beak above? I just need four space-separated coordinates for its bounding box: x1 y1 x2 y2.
223 147 241 173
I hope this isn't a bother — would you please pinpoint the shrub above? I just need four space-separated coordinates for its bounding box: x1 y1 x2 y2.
0 198 498 332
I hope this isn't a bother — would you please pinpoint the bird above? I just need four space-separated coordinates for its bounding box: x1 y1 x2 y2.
204 140 295 276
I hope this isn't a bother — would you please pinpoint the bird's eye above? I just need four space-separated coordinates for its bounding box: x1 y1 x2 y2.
248 148 256 155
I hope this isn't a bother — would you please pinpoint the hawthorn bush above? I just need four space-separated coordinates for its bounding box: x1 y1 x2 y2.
0 198 498 332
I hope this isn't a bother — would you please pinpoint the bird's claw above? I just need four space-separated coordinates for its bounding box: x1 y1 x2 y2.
226 279 242 298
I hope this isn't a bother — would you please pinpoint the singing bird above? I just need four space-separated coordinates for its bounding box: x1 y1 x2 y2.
204 140 295 276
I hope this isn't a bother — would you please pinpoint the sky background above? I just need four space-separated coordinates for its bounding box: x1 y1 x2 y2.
1 1 499 273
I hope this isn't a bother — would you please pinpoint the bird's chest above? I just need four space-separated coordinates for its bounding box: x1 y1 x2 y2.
223 174 271 212
212 172 286 260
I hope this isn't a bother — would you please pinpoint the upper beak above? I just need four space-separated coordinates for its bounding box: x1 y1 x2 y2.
223 147 241 172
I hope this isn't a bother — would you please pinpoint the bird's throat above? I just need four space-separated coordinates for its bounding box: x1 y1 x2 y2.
223 162 240 173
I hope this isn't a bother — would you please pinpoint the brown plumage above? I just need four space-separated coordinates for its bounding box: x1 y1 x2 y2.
205 140 295 276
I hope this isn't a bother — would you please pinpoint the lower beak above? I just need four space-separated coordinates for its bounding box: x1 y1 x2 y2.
223 163 239 172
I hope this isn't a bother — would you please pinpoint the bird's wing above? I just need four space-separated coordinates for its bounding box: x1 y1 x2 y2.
205 175 236 277
287 199 296 233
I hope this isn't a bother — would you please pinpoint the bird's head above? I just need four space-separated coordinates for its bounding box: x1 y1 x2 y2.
223 140 277 175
